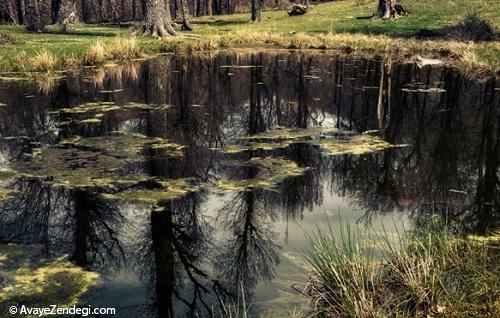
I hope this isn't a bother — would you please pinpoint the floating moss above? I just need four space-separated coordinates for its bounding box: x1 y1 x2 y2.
0 189 17 202
310 134 407 156
59 102 171 115
216 157 308 192
0 244 98 308
216 127 353 154
62 133 184 159
401 87 446 93
102 178 199 205
17 147 126 188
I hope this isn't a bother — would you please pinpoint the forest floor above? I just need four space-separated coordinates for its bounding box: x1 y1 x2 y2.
0 0 499 75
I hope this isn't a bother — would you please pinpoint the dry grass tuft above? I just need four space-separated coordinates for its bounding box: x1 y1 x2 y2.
83 40 106 65
105 37 142 59
29 50 57 72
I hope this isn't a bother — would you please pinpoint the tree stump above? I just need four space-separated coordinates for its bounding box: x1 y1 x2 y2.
288 4 307 16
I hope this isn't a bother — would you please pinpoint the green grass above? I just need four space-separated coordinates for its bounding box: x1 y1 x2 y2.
0 0 498 73
305 217 500 317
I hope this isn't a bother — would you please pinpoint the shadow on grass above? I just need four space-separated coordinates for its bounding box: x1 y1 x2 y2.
42 29 118 37
415 15 498 42
192 18 249 26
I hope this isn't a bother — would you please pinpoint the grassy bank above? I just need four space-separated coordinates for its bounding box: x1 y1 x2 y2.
0 0 499 74
305 218 500 317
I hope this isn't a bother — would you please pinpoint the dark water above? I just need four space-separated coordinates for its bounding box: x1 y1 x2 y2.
0 51 498 317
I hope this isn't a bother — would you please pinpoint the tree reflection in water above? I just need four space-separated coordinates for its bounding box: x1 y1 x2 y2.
0 51 497 317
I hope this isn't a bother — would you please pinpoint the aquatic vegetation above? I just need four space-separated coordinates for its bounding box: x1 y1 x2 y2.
401 87 446 93
102 178 200 206
0 244 98 308
62 133 185 159
0 189 17 202
305 218 500 318
16 148 126 188
246 127 341 141
221 127 404 157
59 102 121 114
216 157 308 192
310 134 406 156
59 101 171 115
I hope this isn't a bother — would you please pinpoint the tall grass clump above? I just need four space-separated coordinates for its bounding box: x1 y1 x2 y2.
83 40 106 65
305 216 500 318
28 50 57 72
105 37 142 59
306 223 378 317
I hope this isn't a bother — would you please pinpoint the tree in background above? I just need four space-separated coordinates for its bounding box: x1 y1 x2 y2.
375 0 406 19
251 0 261 21
24 0 52 31
136 0 177 36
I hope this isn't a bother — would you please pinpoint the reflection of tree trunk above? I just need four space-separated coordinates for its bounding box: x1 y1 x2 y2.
72 190 90 267
297 64 308 128
377 56 392 129
249 56 265 134
474 79 500 234
151 206 175 318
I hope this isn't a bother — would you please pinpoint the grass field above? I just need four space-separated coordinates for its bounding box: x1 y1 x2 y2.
0 0 498 73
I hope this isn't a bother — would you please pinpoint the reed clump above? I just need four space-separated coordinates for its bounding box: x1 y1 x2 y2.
82 38 142 66
305 217 500 318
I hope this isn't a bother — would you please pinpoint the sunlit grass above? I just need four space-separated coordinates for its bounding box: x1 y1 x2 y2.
0 0 498 73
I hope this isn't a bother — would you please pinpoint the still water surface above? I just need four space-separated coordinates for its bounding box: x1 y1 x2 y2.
0 51 498 317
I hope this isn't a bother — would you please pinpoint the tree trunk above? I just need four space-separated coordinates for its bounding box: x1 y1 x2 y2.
24 0 42 31
251 0 260 22
178 0 192 31
137 0 176 36
375 0 406 19
24 0 52 31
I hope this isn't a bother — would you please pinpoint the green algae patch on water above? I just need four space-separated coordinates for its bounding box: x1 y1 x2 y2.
0 244 99 308
17 147 126 189
310 134 407 156
59 102 171 115
0 189 17 202
62 133 185 160
216 126 350 154
215 157 308 192
102 178 200 206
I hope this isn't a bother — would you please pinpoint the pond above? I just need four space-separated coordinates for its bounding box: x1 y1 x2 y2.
0 51 498 317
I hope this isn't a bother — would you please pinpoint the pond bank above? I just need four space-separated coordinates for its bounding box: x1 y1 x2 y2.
0 0 499 77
